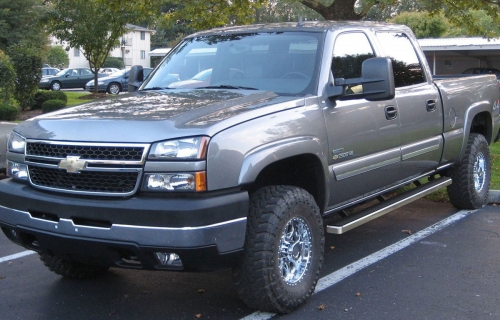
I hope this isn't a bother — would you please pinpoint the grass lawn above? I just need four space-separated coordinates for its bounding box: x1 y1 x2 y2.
65 92 94 106
399 141 500 203
490 141 500 189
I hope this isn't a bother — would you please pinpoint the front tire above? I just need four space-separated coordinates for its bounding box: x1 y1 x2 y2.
50 81 61 91
233 186 324 313
107 83 121 94
447 133 491 209
39 253 109 279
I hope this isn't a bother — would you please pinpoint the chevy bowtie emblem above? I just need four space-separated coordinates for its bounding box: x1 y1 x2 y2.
58 156 86 173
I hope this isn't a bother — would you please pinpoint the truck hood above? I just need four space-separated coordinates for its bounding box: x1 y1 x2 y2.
14 90 304 143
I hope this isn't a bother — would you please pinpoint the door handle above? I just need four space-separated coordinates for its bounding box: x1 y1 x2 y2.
426 99 436 112
385 106 398 120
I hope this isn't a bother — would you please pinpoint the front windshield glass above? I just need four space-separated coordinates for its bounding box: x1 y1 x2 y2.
142 32 323 95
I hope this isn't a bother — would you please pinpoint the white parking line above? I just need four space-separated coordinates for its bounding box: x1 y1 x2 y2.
0 250 36 264
240 209 476 320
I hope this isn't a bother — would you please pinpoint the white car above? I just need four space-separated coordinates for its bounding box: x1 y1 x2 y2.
0 122 17 174
98 68 120 74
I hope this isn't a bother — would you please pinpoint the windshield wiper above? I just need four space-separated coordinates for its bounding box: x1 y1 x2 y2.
141 87 172 91
196 85 258 90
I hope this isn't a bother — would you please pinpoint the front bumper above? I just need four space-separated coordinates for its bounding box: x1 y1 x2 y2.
0 178 248 271
38 82 51 89
85 84 107 92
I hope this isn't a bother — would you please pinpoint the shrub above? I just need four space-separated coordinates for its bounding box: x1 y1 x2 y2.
0 50 16 103
102 57 124 69
0 103 19 121
33 90 67 109
7 43 43 110
42 99 66 113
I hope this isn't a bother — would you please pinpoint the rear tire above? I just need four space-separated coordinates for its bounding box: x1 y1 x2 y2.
233 186 324 313
447 133 491 209
39 253 109 279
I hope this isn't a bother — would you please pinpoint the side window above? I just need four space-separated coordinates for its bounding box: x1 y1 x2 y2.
376 32 425 87
332 32 375 94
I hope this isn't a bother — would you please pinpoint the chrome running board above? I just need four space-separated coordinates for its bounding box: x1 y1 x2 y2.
326 177 452 235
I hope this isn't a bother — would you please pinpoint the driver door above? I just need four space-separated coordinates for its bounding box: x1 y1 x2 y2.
323 32 401 207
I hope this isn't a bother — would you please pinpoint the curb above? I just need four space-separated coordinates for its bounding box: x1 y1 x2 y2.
488 190 500 204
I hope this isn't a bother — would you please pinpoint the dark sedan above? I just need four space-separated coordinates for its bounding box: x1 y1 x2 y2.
85 68 152 94
39 68 105 91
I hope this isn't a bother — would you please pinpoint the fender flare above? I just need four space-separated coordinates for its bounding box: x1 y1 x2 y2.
237 136 330 207
459 102 493 159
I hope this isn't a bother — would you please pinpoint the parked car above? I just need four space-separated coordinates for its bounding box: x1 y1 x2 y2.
98 68 120 74
168 68 245 88
39 68 106 91
0 122 16 174
86 68 153 94
41 67 60 78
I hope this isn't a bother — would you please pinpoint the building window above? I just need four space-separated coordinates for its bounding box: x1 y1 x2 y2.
74 48 80 57
141 50 145 59
140 31 145 40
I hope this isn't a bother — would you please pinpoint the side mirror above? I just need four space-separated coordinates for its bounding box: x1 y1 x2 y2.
128 65 144 92
327 57 395 101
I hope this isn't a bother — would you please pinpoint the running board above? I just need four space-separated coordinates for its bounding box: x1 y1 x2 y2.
326 177 452 235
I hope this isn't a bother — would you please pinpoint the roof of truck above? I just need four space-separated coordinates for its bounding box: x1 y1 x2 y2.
189 21 411 37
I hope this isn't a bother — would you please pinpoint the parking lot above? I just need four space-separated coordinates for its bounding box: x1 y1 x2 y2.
1 191 499 319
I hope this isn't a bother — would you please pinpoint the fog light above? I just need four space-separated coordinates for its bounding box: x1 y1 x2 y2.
2 227 19 242
154 252 183 267
7 161 28 180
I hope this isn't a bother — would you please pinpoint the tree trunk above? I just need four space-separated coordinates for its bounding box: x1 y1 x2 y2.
300 0 363 20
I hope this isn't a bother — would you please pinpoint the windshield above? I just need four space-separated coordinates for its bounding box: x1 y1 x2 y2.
110 69 127 77
142 32 323 95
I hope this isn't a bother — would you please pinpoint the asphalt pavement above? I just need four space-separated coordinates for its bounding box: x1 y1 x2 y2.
0 168 499 319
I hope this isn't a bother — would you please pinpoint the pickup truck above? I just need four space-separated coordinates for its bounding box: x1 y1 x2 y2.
1 21 499 313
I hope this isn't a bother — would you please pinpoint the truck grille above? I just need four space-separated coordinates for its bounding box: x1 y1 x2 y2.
27 142 144 161
25 141 149 196
29 166 139 194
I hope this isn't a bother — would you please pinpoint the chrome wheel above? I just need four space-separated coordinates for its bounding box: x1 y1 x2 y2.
474 152 486 192
51 81 61 91
279 216 312 285
108 83 120 94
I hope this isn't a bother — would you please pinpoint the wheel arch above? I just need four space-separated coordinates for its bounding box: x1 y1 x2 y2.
238 137 329 213
460 106 494 159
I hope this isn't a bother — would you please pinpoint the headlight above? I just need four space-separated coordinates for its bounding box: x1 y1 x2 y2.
97 81 105 85
40 79 49 83
149 137 209 160
8 132 26 153
145 172 206 192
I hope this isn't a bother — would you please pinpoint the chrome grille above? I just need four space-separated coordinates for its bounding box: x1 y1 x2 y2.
25 140 149 196
29 166 139 194
27 142 144 161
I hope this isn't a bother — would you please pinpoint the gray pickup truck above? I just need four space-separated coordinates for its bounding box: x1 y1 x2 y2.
1 21 499 313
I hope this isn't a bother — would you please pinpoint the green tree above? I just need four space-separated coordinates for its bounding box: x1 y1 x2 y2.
294 0 500 37
0 0 48 52
164 0 267 30
7 44 43 110
390 11 448 38
0 50 16 103
45 46 69 69
45 0 161 94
